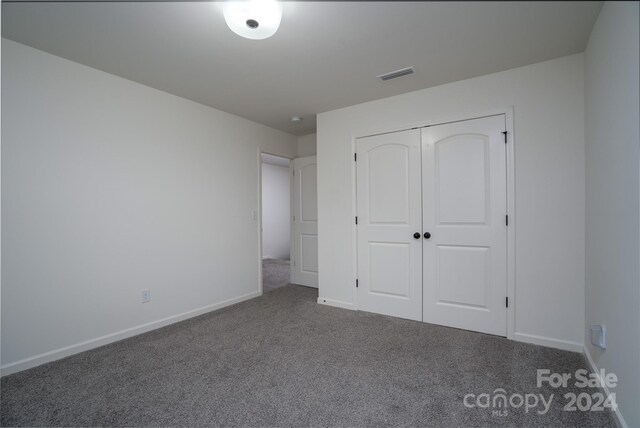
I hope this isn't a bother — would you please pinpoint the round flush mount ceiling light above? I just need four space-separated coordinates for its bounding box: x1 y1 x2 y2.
290 116 303 124
223 0 282 40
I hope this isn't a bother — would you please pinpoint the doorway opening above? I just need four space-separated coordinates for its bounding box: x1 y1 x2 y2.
261 153 292 293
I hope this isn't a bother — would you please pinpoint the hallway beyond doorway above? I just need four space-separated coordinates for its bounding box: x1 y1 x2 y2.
263 258 290 293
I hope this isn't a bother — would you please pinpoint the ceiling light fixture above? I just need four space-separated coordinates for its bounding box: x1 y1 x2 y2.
290 116 303 124
223 0 282 40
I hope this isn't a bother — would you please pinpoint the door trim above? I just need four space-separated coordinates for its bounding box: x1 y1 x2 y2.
351 107 516 340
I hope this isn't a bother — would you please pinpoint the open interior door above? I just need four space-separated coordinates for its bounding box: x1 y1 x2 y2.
291 156 318 288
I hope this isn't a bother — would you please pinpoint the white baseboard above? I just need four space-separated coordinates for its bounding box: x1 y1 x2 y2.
583 346 628 428
317 296 355 310
1 290 261 377
514 332 583 353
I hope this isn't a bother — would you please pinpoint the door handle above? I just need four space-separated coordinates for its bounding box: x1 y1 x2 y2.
413 232 421 239
423 232 431 239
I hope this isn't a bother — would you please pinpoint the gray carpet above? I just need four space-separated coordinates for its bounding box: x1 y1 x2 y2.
1 285 615 427
262 258 290 293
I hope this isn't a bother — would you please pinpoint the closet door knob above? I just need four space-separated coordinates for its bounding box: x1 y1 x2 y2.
413 232 421 239
423 232 431 239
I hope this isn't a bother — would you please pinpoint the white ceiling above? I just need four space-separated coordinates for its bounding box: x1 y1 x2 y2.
2 1 602 136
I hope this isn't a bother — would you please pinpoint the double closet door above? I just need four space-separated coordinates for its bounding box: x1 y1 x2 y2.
355 115 508 336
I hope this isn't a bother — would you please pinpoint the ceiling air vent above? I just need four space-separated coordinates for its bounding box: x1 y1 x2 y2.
377 66 415 82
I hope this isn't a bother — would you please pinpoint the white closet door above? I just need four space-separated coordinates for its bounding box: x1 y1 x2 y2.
421 115 507 336
356 129 423 321
291 156 318 288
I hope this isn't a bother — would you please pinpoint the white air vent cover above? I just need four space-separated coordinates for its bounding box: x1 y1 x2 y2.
377 66 415 81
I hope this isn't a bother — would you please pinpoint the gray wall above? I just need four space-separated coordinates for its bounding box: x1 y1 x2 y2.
584 2 640 427
1 39 298 373
297 134 317 157
317 54 587 350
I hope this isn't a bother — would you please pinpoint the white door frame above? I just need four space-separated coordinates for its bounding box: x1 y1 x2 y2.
257 150 293 295
351 107 516 339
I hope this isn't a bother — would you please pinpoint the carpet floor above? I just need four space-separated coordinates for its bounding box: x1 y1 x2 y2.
262 258 290 293
1 285 615 427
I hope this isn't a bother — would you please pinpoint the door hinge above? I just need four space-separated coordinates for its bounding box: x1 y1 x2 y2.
356 279 359 288
506 297 509 308
354 153 357 162
355 216 358 225
502 131 508 144
505 215 509 226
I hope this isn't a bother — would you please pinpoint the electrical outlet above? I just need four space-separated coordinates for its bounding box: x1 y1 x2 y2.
141 289 151 303
589 324 607 349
